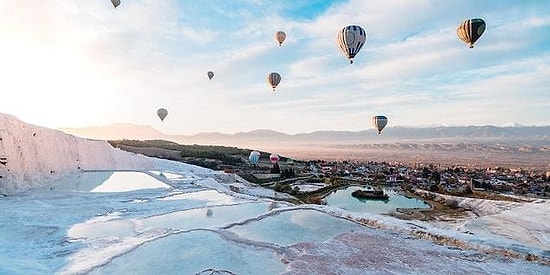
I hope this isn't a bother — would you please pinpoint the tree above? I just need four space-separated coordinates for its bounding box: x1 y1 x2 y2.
281 168 295 179
270 163 281 174
422 167 431 178
374 172 386 182
431 171 441 184
429 184 440 192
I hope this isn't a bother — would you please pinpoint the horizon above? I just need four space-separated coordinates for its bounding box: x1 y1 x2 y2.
58 121 550 136
1 1 549 135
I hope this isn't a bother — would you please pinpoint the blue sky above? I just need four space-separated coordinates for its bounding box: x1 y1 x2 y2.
0 0 549 134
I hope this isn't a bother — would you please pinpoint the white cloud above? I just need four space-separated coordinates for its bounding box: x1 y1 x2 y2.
525 16 550 28
180 25 220 44
0 0 548 134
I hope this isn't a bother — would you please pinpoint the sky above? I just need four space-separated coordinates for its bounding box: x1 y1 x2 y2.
0 0 549 135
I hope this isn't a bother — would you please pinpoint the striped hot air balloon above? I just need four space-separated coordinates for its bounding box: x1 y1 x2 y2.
372 115 388 134
207 71 214 80
249 150 260 165
337 25 367 64
267 72 281 92
275 31 286 46
457 18 486 48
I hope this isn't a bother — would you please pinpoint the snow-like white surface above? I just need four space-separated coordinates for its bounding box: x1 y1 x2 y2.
416 189 522 216
0 113 154 194
0 113 549 274
415 190 550 251
471 199 550 250
158 189 237 205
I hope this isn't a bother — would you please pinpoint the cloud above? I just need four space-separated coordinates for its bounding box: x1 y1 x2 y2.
180 25 219 44
524 16 550 28
0 0 548 133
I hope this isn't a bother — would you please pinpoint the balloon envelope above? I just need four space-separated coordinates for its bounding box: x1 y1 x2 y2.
457 18 486 48
275 31 286 46
267 72 281 92
249 150 260 165
111 0 121 8
269 154 280 164
207 71 214 80
372 115 388 134
157 108 168 122
337 25 367 64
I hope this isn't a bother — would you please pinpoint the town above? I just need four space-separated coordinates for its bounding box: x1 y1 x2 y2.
107 140 550 200
240 158 550 200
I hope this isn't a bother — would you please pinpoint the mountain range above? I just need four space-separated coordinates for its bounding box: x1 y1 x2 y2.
59 124 550 147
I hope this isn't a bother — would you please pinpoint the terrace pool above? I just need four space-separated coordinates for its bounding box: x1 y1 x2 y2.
324 186 430 214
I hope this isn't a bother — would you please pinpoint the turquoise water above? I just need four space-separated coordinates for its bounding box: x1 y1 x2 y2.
227 209 367 246
324 186 430 214
90 230 287 275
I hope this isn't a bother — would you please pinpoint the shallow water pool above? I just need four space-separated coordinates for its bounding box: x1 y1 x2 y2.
227 208 367 246
324 186 430 214
89 230 287 275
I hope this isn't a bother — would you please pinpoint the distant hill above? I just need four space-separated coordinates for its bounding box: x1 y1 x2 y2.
59 123 550 168
59 124 550 147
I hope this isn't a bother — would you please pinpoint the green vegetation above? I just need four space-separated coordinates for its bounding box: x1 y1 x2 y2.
109 139 250 166
109 139 297 166
281 168 295 178
110 139 183 151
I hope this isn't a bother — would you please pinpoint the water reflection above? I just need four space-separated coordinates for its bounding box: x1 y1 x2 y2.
158 190 236 205
325 186 429 214
91 172 170 193
44 171 170 193
354 196 390 204
90 230 286 275
228 209 366 246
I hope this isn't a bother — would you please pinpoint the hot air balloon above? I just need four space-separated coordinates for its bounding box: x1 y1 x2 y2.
269 153 280 164
275 31 286 46
249 150 260 165
207 71 214 80
457 18 486 48
267 72 281 92
111 0 121 8
157 108 168 122
372 115 388 134
337 25 367 64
